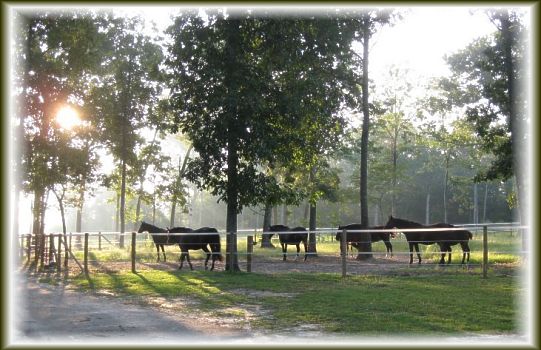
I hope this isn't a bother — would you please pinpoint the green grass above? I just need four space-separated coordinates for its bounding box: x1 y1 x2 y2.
47 269 523 336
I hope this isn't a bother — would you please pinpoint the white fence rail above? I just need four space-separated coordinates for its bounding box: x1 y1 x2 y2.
18 223 526 278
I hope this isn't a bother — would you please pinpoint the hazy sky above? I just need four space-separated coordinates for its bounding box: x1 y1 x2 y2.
132 6 502 79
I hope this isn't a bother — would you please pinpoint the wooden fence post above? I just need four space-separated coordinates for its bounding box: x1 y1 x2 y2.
69 232 72 251
131 232 136 273
57 234 62 273
98 232 102 251
84 233 89 275
341 229 347 278
247 236 253 273
482 225 488 278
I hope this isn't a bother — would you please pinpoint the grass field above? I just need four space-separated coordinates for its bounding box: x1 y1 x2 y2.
34 229 525 336
39 269 524 336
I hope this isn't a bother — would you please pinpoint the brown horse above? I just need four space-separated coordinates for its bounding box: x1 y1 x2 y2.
383 216 472 265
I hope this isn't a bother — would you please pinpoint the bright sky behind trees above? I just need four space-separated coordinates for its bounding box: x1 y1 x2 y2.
12 4 531 232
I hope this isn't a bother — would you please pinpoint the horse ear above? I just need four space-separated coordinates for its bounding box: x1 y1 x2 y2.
388 215 393 220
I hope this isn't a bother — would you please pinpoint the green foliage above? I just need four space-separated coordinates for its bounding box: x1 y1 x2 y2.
164 10 360 213
442 10 527 182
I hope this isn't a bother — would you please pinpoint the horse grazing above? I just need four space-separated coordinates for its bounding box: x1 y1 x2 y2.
336 224 394 257
268 225 308 261
383 216 472 265
137 221 172 262
168 226 222 271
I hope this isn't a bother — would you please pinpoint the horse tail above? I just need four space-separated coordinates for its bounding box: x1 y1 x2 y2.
213 237 223 262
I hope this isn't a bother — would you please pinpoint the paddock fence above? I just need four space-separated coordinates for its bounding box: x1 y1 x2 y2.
17 223 527 278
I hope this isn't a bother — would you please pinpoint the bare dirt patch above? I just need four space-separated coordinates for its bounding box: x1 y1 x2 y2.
13 273 255 345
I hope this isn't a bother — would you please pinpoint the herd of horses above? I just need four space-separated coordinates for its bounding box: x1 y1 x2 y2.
138 215 473 270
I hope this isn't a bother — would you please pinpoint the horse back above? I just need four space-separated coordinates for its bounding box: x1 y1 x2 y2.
193 227 221 244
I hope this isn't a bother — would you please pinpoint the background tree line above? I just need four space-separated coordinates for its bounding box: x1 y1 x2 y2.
12 8 528 269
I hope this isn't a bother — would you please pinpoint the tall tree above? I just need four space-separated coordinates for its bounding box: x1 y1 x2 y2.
90 15 163 247
165 10 359 270
442 9 528 230
349 10 396 259
14 11 107 239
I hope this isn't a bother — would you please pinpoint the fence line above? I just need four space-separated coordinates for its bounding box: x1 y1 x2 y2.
18 223 525 278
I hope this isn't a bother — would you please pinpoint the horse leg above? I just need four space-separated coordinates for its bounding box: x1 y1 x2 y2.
156 245 161 262
303 240 308 261
447 246 452 264
438 244 446 265
408 242 414 264
186 252 193 270
202 246 211 270
384 240 392 258
414 243 421 264
161 245 166 262
281 243 287 261
295 244 300 261
210 252 216 271
461 242 470 265
179 251 186 270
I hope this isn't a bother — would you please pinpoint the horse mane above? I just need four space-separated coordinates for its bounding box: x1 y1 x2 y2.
388 216 424 227
193 227 218 233
168 226 193 233
139 221 167 233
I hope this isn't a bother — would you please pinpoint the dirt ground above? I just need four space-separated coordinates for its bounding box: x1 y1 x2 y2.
12 274 262 345
10 253 521 346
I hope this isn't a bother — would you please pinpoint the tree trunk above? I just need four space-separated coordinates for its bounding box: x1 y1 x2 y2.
425 192 430 225
500 11 527 249
391 132 398 216
52 189 67 234
483 182 488 223
119 158 126 248
115 193 120 232
473 182 478 224
358 19 372 260
224 19 241 272
307 202 318 257
170 199 176 228
152 192 156 224
303 201 309 225
443 154 449 223
119 51 134 249
32 188 44 236
134 176 144 231
170 146 193 229
39 190 49 235
260 203 274 248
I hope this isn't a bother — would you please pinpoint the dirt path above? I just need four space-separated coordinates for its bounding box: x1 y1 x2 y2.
13 274 255 345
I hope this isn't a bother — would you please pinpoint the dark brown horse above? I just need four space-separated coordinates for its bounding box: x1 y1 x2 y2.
383 216 472 265
168 226 222 271
336 224 394 257
268 225 308 261
137 221 172 262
